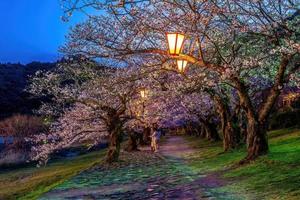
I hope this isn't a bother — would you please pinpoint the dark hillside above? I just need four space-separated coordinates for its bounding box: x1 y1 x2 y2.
0 62 55 119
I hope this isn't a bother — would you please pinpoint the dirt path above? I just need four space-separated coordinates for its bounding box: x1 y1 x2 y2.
160 135 196 158
39 135 237 200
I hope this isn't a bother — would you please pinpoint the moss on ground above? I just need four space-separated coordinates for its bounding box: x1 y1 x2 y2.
0 150 106 200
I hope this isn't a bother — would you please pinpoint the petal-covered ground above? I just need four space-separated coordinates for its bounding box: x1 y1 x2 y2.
39 136 239 200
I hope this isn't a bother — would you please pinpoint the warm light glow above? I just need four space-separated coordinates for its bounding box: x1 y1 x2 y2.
167 33 185 55
140 89 147 98
177 60 188 73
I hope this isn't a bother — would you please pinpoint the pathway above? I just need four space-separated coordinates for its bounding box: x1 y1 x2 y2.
39 135 238 200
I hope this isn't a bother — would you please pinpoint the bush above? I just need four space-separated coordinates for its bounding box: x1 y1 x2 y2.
0 149 28 168
0 114 47 150
269 109 300 130
291 97 300 109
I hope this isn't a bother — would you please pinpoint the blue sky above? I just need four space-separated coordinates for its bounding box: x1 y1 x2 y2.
0 0 86 64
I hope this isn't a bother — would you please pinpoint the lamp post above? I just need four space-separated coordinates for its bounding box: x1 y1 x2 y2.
166 33 185 56
177 60 188 73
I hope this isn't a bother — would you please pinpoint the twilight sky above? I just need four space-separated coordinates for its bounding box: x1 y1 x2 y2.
0 0 86 64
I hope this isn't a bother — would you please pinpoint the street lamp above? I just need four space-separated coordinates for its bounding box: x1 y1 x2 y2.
177 60 188 73
139 88 148 117
140 88 147 99
166 33 185 56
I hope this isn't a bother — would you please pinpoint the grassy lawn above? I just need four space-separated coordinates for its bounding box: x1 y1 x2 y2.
184 128 300 200
0 150 106 200
184 136 246 173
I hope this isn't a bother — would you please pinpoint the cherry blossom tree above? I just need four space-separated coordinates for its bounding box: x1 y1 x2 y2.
174 66 243 150
29 59 145 163
59 0 300 162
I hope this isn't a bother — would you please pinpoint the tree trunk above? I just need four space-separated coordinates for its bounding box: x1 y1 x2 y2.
126 132 139 151
223 122 240 151
244 116 268 161
258 55 290 122
105 110 123 163
199 125 206 138
141 127 151 145
214 95 240 151
195 124 203 137
238 110 247 143
106 129 122 163
185 123 193 136
234 78 269 162
232 55 291 162
202 120 220 141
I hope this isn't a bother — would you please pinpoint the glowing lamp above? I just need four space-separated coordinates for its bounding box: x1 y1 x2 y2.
140 88 147 99
177 60 188 73
166 33 185 55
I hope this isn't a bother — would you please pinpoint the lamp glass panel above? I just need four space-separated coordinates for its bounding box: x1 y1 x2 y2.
140 90 145 98
167 33 177 54
175 34 185 55
177 60 187 72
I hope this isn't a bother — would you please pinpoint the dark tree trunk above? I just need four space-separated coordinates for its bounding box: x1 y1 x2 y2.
194 124 203 137
214 95 240 151
223 121 240 151
141 127 151 145
136 131 145 145
126 132 139 151
243 116 268 161
199 125 206 138
106 128 122 163
238 110 247 143
200 118 220 141
105 108 124 163
234 55 290 162
185 123 193 136
234 78 269 162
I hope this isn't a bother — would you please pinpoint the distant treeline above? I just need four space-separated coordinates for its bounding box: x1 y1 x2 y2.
0 62 56 119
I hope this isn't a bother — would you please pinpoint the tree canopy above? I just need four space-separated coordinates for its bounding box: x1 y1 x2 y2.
29 0 300 164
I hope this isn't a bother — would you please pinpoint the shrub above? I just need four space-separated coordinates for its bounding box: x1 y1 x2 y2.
0 114 47 150
0 149 28 168
269 109 300 130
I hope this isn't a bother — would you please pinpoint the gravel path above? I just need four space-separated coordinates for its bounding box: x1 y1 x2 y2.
39 135 238 200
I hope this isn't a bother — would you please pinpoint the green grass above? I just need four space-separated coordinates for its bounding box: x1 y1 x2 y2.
2 128 299 199
183 137 246 173
184 128 300 200
0 150 106 200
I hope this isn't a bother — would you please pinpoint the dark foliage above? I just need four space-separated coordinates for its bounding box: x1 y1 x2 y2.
0 62 56 119
269 109 300 130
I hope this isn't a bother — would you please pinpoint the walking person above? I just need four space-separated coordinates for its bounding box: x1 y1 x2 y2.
151 125 161 152
150 125 156 152
150 128 155 152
